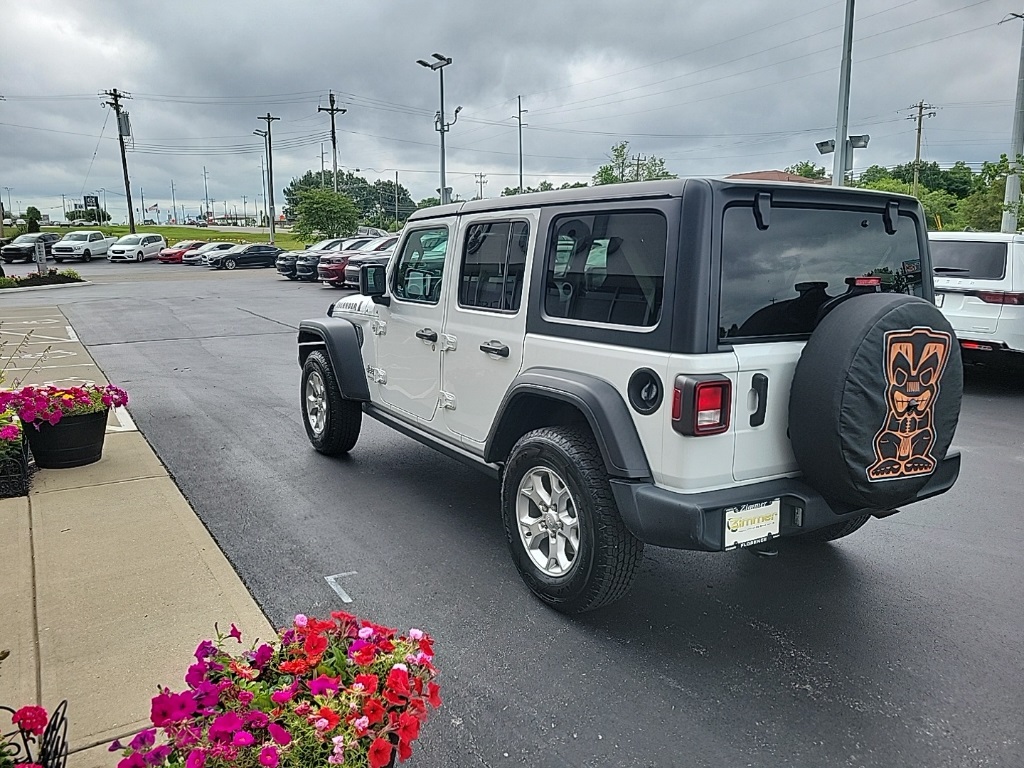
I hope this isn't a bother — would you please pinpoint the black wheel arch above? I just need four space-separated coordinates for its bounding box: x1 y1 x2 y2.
297 317 370 402
485 368 652 480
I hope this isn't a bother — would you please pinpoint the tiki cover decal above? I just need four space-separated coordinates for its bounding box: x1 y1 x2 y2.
867 327 952 482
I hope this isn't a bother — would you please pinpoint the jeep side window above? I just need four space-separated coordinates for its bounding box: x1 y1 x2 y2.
392 226 449 304
544 211 667 327
459 220 529 312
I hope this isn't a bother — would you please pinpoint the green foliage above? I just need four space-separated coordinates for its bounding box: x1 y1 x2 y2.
785 161 827 179
501 181 587 196
291 188 359 240
593 141 677 185
417 196 441 209
68 208 112 223
284 170 415 226
859 165 892 185
24 206 41 233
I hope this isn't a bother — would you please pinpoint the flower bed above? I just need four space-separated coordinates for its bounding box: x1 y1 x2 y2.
0 411 30 498
0 270 85 290
0 384 128 428
0 651 70 768
113 613 441 768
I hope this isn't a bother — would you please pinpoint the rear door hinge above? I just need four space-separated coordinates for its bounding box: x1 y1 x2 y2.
439 391 457 410
371 320 387 336
440 333 457 352
366 366 387 384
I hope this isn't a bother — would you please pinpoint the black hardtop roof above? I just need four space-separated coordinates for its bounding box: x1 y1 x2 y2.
406 178 921 223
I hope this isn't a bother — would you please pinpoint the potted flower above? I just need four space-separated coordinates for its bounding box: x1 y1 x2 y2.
0 384 129 469
0 411 29 498
113 613 442 768
0 650 70 768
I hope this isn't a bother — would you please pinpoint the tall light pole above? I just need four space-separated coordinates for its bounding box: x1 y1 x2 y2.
1001 12 1024 232
512 96 528 193
255 117 279 244
417 53 461 205
3 187 13 217
832 0 856 186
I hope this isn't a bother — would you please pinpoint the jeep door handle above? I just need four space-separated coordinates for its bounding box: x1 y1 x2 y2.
750 373 769 427
415 328 438 343
479 340 510 358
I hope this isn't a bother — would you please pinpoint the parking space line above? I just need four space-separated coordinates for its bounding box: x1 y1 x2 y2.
324 572 358 603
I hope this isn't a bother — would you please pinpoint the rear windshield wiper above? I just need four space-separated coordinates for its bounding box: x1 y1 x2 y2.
933 267 971 273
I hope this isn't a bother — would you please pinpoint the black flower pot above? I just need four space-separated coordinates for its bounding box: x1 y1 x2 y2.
24 410 108 469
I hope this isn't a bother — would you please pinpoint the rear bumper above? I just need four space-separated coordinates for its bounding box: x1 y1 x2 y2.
610 451 961 551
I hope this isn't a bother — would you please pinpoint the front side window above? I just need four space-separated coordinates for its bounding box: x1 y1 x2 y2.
544 211 667 327
459 221 529 312
392 226 449 304
719 205 925 341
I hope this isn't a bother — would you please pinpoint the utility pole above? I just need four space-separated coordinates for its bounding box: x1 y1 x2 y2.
907 100 936 198
170 179 177 224
632 154 647 182
256 113 280 244
319 91 346 193
1001 12 1024 233
60 193 67 221
260 155 268 227
475 172 488 199
102 88 136 232
832 0 856 186
140 187 145 222
202 166 210 221
242 195 248 226
513 95 528 193
320 143 327 187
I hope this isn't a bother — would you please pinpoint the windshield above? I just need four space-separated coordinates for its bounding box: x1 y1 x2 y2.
930 239 1007 280
719 205 925 340
196 243 227 252
12 234 39 243
223 245 246 253
116 235 142 245
308 239 340 251
63 233 89 241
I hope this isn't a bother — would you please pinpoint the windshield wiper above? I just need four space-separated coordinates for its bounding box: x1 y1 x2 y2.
933 267 971 273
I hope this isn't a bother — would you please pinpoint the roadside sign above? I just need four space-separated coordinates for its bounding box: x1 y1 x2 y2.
84 195 99 210
34 240 46 275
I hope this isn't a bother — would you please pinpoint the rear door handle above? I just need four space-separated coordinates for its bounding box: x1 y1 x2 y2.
750 373 769 427
479 340 510 358
415 328 438 343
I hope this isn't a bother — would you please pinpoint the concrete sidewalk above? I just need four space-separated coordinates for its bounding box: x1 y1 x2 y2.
0 306 274 768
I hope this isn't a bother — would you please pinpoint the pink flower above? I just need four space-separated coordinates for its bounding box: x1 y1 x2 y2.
251 643 274 669
353 716 370 735
408 628 424 640
185 750 205 768
0 425 18 440
309 674 340 697
259 747 279 768
228 624 242 642
267 723 291 746
294 614 308 628
314 718 330 731
237 690 254 706
232 731 254 747
245 711 268 729
358 626 374 639
11 705 48 736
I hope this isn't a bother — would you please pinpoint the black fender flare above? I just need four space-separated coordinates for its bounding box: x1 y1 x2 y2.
485 368 652 480
297 317 370 402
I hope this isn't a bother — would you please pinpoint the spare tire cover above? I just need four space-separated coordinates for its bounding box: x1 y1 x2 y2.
788 293 962 510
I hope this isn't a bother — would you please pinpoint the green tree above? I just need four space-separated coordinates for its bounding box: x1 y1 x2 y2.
857 165 892 185
919 188 962 231
24 206 41 232
593 141 677 185
417 196 441 209
892 160 944 191
67 208 111 223
785 161 827 179
366 179 415 227
292 188 359 240
502 180 588 196
284 170 377 221
936 161 976 199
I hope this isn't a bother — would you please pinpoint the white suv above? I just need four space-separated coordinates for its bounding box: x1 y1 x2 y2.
108 233 166 262
297 181 963 613
930 231 1024 357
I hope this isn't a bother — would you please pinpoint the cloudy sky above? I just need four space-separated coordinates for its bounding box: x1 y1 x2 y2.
1 0 1021 223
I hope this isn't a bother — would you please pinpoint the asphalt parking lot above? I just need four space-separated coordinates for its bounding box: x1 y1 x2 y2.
4 261 1022 767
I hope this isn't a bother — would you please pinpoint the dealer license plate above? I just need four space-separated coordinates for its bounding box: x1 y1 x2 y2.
724 499 781 550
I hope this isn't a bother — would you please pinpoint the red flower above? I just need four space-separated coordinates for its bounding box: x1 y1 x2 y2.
278 659 310 675
303 633 328 659
382 688 407 707
353 673 378 695
418 636 434 656
352 645 376 666
12 706 48 736
330 610 356 624
398 739 414 763
307 618 335 634
363 698 386 725
427 682 442 709
386 667 411 697
367 737 393 768
396 712 420 742
316 706 340 731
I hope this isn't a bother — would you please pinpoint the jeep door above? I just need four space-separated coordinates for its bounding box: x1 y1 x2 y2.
440 213 536 444
373 222 454 423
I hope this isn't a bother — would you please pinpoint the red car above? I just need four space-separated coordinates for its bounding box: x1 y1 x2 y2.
318 236 397 288
158 240 207 263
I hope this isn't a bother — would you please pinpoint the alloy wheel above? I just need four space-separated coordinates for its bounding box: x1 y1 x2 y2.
305 371 327 435
516 466 581 577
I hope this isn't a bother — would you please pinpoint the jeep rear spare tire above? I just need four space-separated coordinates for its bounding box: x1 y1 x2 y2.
788 293 962 511
501 426 643 614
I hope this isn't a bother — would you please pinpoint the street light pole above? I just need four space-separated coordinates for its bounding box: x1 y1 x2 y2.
1001 13 1024 233
832 0 856 186
417 53 460 205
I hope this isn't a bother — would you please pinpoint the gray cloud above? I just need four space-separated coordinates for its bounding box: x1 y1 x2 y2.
1 0 1019 222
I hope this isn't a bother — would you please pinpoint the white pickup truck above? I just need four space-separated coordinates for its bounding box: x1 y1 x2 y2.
52 230 118 262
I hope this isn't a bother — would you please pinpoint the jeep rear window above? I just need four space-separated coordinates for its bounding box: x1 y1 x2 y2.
719 205 924 341
545 211 666 328
929 239 1007 280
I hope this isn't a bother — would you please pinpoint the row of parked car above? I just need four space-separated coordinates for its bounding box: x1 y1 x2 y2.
0 230 171 263
273 235 399 288
157 240 284 269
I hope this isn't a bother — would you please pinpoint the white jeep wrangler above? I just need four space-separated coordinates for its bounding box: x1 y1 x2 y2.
297 180 963 614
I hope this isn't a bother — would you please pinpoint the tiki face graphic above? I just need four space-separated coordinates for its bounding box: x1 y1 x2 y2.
866 327 952 482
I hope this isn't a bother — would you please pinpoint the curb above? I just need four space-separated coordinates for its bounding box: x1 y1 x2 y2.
0 281 93 294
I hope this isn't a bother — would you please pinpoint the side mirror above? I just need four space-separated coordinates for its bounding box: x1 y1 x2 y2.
359 263 390 305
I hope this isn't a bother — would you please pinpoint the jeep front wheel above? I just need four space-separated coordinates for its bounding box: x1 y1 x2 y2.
501 426 643 614
301 349 361 455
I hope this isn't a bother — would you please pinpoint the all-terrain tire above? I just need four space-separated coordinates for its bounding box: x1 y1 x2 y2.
501 426 644 614
797 513 871 544
301 349 361 455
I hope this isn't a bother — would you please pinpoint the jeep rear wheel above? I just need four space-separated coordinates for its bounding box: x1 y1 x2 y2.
301 349 361 455
501 426 643 614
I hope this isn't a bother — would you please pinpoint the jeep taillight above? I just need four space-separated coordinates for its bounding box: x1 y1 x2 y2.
971 290 1024 305
672 375 731 436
